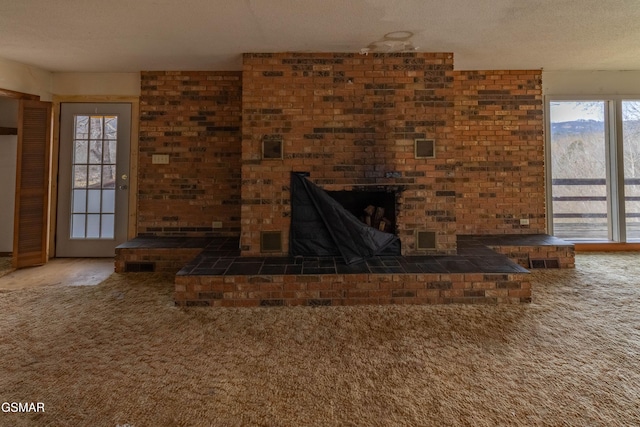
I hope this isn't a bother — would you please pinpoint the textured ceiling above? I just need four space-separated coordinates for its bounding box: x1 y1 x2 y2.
1 0 639 72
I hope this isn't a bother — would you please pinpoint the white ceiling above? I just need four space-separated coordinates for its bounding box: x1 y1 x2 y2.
1 0 640 73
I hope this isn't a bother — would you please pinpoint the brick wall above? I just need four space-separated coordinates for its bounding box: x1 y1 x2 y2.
240 52 458 256
454 70 545 234
135 64 547 250
175 272 531 307
138 71 242 236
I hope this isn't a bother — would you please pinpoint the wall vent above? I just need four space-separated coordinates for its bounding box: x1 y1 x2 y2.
416 231 436 250
415 139 435 159
529 258 560 269
260 231 282 252
262 138 283 159
125 262 155 272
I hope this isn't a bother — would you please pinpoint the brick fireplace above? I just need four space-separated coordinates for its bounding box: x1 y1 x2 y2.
137 57 545 247
131 54 558 306
240 52 458 257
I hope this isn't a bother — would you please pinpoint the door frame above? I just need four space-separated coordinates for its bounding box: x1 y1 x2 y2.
51 96 139 257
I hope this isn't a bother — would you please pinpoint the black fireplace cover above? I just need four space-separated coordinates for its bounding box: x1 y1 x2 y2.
289 173 399 264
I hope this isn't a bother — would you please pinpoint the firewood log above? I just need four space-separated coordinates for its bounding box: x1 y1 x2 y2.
364 205 376 217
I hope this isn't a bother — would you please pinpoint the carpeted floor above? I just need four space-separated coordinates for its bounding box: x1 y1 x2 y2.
0 253 639 426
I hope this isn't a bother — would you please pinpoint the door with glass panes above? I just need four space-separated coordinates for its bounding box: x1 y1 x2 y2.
56 103 131 257
548 99 640 242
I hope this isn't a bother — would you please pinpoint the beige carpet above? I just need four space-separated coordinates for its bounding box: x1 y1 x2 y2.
0 254 639 426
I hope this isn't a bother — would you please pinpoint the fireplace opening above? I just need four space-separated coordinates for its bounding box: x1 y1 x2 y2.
289 173 401 263
327 190 397 235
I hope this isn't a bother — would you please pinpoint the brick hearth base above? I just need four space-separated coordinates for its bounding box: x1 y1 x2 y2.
116 234 574 307
171 236 548 307
174 272 530 307
115 237 222 273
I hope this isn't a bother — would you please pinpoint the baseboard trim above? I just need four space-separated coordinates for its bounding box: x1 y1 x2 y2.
575 243 640 252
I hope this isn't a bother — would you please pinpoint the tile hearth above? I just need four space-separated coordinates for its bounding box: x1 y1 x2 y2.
176 237 528 277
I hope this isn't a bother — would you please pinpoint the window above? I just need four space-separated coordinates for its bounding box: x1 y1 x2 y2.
70 115 117 239
622 101 640 240
547 99 640 242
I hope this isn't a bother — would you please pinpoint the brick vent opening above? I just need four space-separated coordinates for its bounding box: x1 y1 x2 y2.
415 139 435 158
529 258 560 269
125 262 155 272
260 231 283 252
416 231 437 250
262 138 283 159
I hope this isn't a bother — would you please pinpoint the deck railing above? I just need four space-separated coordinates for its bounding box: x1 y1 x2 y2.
551 178 640 239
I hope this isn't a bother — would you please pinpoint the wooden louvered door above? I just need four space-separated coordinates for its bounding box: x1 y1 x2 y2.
13 100 52 268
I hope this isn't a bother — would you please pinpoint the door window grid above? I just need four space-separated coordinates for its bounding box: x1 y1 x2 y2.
70 115 117 239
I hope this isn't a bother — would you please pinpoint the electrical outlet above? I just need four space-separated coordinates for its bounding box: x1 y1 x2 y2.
212 221 223 229
520 218 530 226
152 154 170 164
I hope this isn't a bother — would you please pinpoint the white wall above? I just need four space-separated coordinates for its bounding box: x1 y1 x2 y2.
0 57 140 98
0 98 19 252
52 73 140 96
543 71 640 96
0 57 53 100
